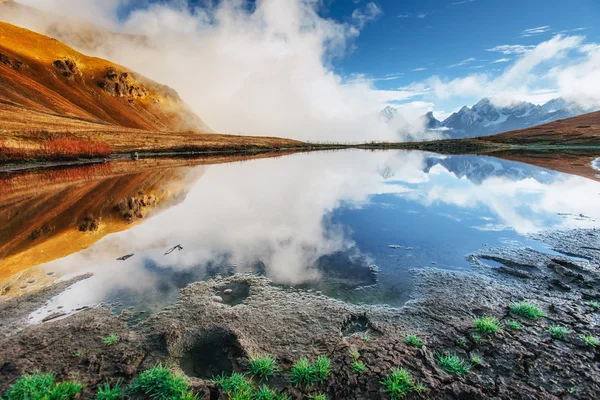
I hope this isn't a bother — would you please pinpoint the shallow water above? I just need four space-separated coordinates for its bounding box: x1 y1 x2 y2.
2 150 600 320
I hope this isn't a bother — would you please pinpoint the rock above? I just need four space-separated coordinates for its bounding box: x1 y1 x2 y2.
211 296 223 303
42 312 66 322
223 289 233 295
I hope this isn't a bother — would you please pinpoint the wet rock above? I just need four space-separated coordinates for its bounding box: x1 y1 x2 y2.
41 312 66 322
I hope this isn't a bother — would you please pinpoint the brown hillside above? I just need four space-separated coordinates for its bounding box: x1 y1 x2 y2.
0 21 209 132
484 111 600 145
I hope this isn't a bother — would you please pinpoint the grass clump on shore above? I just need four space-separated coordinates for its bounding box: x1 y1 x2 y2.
313 356 332 382
212 372 254 399
349 349 360 361
581 334 599 347
380 367 424 399
436 353 471 375
505 320 522 330
469 354 484 367
96 380 124 400
248 354 278 380
307 393 328 400
589 301 600 309
351 360 368 374
405 334 424 348
548 325 569 339
102 333 119 345
473 316 502 334
289 357 316 387
289 356 331 387
254 385 290 400
130 364 198 399
5 372 82 400
510 302 544 320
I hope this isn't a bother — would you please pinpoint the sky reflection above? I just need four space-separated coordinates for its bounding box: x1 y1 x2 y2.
26 150 600 319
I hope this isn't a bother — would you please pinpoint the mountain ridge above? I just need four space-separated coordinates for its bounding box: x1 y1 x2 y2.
381 97 593 139
0 21 210 133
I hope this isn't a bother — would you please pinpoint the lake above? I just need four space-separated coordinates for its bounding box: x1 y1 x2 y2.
1 150 599 322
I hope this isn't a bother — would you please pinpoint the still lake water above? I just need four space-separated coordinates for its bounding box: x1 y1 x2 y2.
5 150 600 321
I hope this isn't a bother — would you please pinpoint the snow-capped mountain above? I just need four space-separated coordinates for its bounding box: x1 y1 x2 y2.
423 155 556 185
382 98 593 139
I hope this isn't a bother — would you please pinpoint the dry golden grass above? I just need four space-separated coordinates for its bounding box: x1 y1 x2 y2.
0 21 208 133
485 111 600 145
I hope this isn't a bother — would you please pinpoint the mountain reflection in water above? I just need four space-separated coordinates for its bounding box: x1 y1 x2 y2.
1 150 599 320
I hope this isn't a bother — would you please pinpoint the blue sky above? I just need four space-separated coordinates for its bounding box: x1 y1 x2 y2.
110 0 599 119
329 0 599 114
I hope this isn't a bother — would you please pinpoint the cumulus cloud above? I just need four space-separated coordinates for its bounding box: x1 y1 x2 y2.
422 35 599 107
11 0 430 142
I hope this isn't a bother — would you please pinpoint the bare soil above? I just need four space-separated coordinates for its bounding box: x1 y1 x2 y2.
0 229 598 399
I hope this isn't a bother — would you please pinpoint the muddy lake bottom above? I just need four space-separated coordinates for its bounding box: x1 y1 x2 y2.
0 150 599 399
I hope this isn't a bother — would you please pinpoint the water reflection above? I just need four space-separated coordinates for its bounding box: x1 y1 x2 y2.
3 150 599 319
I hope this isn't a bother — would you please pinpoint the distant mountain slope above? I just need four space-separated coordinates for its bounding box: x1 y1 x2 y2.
485 110 600 145
381 98 592 139
0 21 210 132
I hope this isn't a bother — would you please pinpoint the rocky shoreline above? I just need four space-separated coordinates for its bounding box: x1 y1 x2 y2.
0 230 599 399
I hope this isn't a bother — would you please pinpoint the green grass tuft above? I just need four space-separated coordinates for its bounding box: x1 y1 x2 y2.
473 316 502 334
351 360 367 374
581 334 599 347
548 325 569 339
380 367 422 399
404 334 424 348
456 337 467 347
289 357 316 387
5 372 82 400
307 393 328 400
96 380 124 400
349 349 360 361
102 333 119 345
510 302 544 320
471 332 482 343
361 333 371 342
254 385 290 400
505 320 522 330
72 349 84 358
130 363 198 399
313 355 332 382
248 354 278 380
436 352 471 375
589 301 600 309
469 354 484 367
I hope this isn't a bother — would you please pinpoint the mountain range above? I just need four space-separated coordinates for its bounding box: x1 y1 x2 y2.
382 98 593 138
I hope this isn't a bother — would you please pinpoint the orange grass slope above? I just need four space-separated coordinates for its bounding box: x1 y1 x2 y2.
0 21 210 133
484 111 600 146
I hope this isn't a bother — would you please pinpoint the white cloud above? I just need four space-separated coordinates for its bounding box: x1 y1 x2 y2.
351 2 383 29
449 57 476 68
451 0 476 5
422 35 597 107
521 25 551 37
416 12 428 19
412 67 427 72
491 58 511 63
486 44 535 55
10 0 439 142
